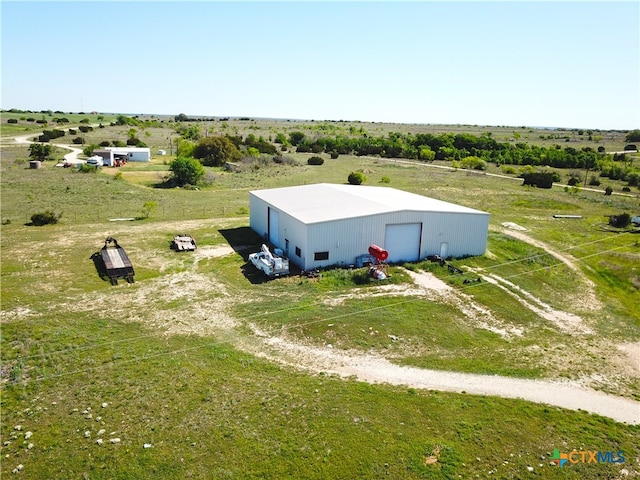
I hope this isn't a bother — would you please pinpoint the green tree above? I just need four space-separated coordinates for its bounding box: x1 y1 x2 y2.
460 156 487 171
176 139 196 158
289 131 305 146
193 136 241 167
169 157 205 186
83 144 100 157
625 130 640 142
141 201 158 219
178 124 201 141
28 143 53 162
246 147 261 158
274 133 289 145
418 146 436 161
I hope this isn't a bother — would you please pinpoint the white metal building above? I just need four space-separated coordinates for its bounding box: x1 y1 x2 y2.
93 147 151 163
249 183 490 271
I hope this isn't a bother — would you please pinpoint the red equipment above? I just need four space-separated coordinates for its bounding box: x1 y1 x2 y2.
368 244 389 262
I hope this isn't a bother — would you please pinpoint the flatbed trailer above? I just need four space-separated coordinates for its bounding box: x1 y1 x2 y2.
101 237 135 285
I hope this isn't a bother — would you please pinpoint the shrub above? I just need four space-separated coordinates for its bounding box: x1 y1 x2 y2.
38 129 65 142
622 186 631 192
308 156 324 165
7 118 18 124
78 125 93 133
348 171 366 185
501 165 516 174
246 147 261 158
72 137 84 144
520 172 557 189
77 164 98 173
588 175 601 186
30 210 62 226
289 131 305 146
296 144 311 153
330 151 339 159
604 186 613 196
623 144 637 151
272 155 298 166
567 177 580 186
609 213 630 228
99 141 110 147
380 176 391 183
627 173 640 187
460 156 487 171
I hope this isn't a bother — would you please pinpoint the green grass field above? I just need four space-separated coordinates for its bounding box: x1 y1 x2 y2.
1 119 639 479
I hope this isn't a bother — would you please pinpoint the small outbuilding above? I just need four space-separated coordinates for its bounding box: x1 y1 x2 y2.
93 147 151 164
249 183 490 271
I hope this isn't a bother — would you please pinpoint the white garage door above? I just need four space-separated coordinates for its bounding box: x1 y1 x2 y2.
268 208 279 245
384 223 421 263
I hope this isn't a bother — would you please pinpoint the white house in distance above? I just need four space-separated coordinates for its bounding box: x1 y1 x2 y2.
93 147 151 164
249 183 490 271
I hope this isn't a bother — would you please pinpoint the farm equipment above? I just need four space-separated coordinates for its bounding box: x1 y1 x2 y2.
172 234 197 251
367 244 389 280
249 244 290 278
101 237 135 285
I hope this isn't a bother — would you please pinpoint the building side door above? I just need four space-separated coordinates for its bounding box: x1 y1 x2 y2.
268 207 279 245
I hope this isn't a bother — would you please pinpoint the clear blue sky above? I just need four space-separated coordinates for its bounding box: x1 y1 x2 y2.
2 1 638 130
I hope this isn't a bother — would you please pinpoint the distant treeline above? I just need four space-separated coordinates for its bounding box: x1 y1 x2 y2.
286 131 635 180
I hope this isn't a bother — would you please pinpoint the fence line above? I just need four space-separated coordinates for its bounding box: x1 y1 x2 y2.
6 207 249 226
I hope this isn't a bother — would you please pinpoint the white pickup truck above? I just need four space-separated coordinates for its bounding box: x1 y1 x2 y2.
249 244 290 278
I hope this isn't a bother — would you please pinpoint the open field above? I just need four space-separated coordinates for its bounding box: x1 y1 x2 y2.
1 119 639 478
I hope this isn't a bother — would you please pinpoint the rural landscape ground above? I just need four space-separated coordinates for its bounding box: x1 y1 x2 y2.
1 112 639 479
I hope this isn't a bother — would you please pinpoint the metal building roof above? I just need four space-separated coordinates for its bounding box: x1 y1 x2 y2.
250 183 488 224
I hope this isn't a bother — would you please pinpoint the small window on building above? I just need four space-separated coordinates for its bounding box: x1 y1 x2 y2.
295 247 301 257
314 251 329 261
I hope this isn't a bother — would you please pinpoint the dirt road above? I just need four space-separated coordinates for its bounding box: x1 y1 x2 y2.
8 128 92 164
245 327 640 425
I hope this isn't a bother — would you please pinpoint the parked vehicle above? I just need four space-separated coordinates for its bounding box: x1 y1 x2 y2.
172 234 197 251
249 244 290 278
86 155 104 167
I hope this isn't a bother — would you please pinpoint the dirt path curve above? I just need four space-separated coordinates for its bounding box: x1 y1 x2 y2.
244 326 640 425
8 127 97 164
500 227 602 312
